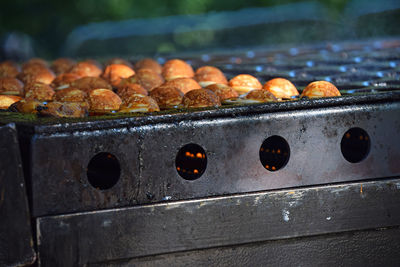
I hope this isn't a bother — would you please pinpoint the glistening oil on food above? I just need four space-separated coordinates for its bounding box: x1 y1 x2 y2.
0 57 342 120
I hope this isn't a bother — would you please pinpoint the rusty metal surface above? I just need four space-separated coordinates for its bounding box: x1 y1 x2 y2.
37 178 400 266
0 123 36 266
26 99 400 217
96 227 400 267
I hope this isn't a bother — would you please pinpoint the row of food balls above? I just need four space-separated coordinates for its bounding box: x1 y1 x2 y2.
0 57 341 117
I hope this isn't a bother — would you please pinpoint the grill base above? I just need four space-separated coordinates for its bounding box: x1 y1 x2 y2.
0 124 35 266
37 178 400 265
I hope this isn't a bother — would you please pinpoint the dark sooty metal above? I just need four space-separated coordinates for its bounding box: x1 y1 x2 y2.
37 178 400 265
20 94 400 217
0 123 35 266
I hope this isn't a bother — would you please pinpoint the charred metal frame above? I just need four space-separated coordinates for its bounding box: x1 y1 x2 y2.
37 178 400 266
0 123 35 266
15 92 400 265
20 93 400 217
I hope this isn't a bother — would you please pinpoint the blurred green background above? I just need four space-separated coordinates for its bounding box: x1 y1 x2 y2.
1 0 399 59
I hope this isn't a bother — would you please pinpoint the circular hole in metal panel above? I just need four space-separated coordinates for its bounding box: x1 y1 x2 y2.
260 136 290 172
87 152 121 190
341 127 371 163
176 143 207 180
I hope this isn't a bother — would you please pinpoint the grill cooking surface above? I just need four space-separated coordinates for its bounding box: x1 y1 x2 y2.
1 39 400 132
188 38 400 93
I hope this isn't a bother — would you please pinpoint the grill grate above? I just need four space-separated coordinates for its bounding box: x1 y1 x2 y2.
1 39 399 129
177 38 400 95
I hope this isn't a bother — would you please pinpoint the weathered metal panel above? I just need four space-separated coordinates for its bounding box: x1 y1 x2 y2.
0 123 35 266
137 101 400 204
97 227 400 267
30 127 141 217
29 99 400 216
37 178 400 266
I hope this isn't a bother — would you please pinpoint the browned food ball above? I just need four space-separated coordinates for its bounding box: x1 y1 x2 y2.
0 78 24 96
301 81 341 98
119 94 160 113
71 77 112 93
24 82 55 101
89 89 122 112
195 66 228 87
134 58 162 74
149 85 184 110
123 69 164 91
244 89 278 103
0 95 22 109
22 58 48 70
20 63 50 77
83 59 103 69
54 88 87 102
20 62 48 75
51 58 76 75
229 74 262 94
0 61 20 78
77 59 103 72
117 84 148 101
9 99 42 114
51 73 81 89
182 88 221 108
107 58 133 68
205 83 239 102
19 66 55 85
102 64 135 87
162 78 201 94
37 101 88 118
162 59 194 81
22 71 55 85
263 78 299 99
69 61 102 77
24 58 48 66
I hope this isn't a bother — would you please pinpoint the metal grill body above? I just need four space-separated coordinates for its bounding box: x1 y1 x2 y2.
25 95 400 217
1 39 400 266
0 123 35 266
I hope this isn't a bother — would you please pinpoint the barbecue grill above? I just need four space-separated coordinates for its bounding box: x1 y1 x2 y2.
1 37 400 266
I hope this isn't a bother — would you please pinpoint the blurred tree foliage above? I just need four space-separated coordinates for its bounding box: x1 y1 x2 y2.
0 0 350 57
